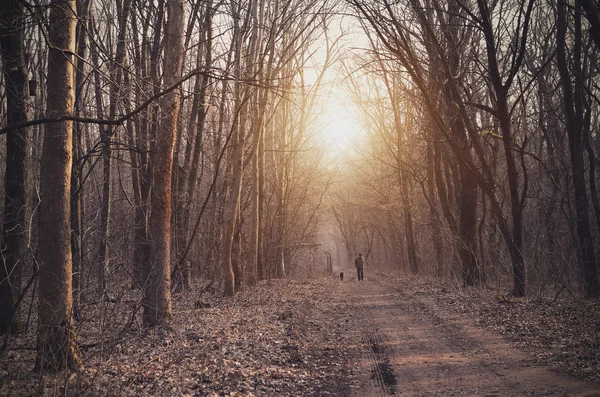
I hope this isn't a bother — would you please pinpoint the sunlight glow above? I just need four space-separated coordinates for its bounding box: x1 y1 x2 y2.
307 21 369 157
321 88 364 153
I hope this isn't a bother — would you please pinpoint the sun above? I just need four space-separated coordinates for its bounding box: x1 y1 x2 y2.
320 87 364 153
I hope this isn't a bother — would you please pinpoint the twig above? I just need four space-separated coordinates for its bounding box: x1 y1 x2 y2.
1 256 40 352
553 284 576 303
170 95 242 287
198 279 215 298
80 301 143 351
25 267 38 334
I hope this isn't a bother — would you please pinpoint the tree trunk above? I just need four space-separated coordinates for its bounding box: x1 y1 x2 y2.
0 0 31 334
35 0 82 372
97 0 132 296
128 0 159 289
426 137 444 277
71 0 91 319
557 0 599 298
247 0 262 288
476 0 533 296
459 163 480 286
179 2 213 289
257 131 266 281
580 0 600 49
250 148 260 286
142 0 184 326
275 110 287 279
222 0 250 295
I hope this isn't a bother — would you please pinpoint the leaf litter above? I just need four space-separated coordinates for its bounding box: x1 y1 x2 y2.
0 278 356 396
1 274 598 396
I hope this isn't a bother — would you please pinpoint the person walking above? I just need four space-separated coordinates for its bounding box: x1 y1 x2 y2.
355 253 364 281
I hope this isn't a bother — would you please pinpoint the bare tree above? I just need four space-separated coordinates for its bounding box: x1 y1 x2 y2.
36 0 82 372
142 0 185 326
97 0 133 296
557 0 599 298
0 0 31 334
71 0 92 319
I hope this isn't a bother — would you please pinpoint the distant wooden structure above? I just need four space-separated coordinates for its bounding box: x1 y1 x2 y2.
324 251 333 274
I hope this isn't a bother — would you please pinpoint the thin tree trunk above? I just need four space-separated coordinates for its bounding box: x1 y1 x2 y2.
222 0 251 295
275 104 288 279
179 2 213 289
97 0 132 296
426 136 444 277
376 57 419 275
257 130 266 281
247 0 263 288
71 0 91 319
458 163 480 286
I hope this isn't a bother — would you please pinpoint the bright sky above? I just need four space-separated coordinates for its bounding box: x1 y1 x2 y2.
304 15 369 158
320 77 364 153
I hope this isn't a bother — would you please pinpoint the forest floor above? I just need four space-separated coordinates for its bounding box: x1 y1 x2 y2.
1 272 600 396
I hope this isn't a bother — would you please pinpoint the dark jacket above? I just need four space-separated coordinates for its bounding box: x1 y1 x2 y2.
354 256 364 269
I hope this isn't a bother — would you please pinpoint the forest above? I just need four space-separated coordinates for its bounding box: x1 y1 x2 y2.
1 0 600 394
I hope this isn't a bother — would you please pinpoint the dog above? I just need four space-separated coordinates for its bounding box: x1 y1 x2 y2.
340 272 344 281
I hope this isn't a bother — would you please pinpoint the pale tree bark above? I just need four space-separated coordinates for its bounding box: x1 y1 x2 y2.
222 16 242 296
275 28 291 280
142 0 184 326
208 66 230 282
248 0 280 286
257 127 266 281
275 101 288 279
222 0 254 295
35 0 82 372
71 0 92 319
247 0 263 288
0 0 31 334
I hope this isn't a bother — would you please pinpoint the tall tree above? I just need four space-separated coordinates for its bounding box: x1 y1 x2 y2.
178 0 214 289
0 0 31 334
142 0 184 326
557 0 599 298
222 0 253 295
71 0 92 319
129 0 164 289
35 0 82 371
473 0 535 296
97 0 133 295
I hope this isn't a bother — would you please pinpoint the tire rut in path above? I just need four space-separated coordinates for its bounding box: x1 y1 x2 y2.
363 330 397 396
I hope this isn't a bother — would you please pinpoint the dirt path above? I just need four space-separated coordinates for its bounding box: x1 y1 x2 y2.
334 273 600 397
2 274 599 396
